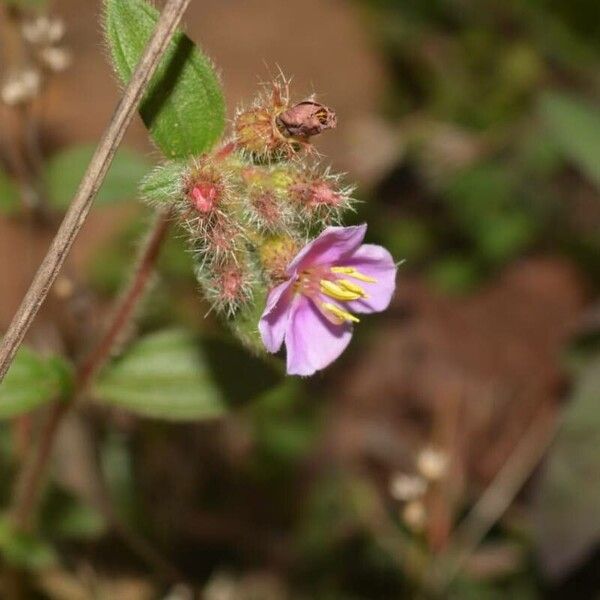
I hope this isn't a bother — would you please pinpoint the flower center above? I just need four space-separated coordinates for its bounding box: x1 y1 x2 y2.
295 265 376 325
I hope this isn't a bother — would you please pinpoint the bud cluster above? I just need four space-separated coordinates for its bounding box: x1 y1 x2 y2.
141 75 355 339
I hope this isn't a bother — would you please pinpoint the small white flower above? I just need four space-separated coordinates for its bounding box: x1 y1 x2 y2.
389 472 427 502
417 446 449 481
402 500 427 531
1 68 41 106
22 15 65 46
38 47 72 72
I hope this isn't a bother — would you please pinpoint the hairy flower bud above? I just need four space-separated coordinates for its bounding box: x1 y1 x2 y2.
199 215 242 263
189 182 219 213
198 254 255 316
248 189 284 230
233 75 335 162
258 236 300 283
288 167 355 225
184 157 225 214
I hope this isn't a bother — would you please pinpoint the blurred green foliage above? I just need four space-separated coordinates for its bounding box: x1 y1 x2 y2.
360 0 600 294
45 145 150 210
0 347 72 418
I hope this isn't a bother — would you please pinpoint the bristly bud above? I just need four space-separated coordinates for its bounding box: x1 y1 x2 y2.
288 166 355 225
233 74 336 163
197 254 255 317
241 165 294 233
189 182 219 213
258 236 300 284
178 154 239 244
200 214 243 263
183 156 226 214
248 189 285 231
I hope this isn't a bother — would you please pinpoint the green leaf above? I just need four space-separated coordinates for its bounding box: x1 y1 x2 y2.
0 170 20 215
139 160 186 204
533 355 600 579
541 92 600 191
105 0 225 158
0 348 73 419
93 329 227 421
46 145 149 210
0 515 57 569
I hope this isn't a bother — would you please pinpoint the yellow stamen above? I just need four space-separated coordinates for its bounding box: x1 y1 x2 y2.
321 302 360 324
331 266 377 283
337 279 368 298
320 279 362 301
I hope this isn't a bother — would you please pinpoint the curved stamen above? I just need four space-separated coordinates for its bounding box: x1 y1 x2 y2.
336 279 369 298
320 279 362 301
330 266 377 283
320 302 360 324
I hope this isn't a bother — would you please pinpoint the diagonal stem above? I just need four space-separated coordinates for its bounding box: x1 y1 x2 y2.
0 0 191 382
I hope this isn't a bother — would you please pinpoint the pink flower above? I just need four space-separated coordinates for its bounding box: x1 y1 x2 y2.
259 224 397 376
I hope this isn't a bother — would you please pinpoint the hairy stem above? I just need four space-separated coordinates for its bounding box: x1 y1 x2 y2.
0 0 191 382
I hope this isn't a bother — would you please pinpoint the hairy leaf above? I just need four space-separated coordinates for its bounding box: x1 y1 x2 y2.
541 92 600 191
0 348 72 419
139 160 186 204
46 145 149 209
93 329 227 421
105 0 225 158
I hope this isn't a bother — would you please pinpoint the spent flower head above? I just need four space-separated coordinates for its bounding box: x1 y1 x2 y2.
233 74 336 162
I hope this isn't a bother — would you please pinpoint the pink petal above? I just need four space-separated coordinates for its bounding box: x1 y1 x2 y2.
259 280 295 353
344 244 397 314
285 296 353 376
287 224 367 275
